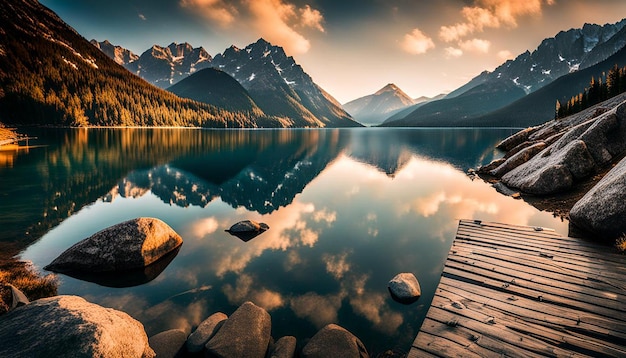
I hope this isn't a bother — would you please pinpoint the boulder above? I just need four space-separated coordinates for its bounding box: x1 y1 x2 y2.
45 217 183 273
149 329 186 358
185 312 227 353
388 273 421 304
490 142 546 177
0 295 154 358
225 220 269 242
270 336 297 358
501 140 595 195
570 156 626 239
205 301 271 358
301 324 369 358
496 126 538 151
478 158 505 174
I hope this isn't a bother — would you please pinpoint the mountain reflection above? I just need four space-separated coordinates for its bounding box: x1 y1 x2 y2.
1 128 511 253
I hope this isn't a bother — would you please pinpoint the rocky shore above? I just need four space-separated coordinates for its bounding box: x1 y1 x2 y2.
479 93 626 243
1 217 416 357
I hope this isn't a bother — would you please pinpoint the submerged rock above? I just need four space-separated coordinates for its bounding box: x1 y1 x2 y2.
205 301 271 358
186 311 227 353
270 336 297 358
225 220 269 242
45 217 183 273
0 295 154 358
570 156 626 239
388 272 421 304
149 329 186 358
301 324 369 358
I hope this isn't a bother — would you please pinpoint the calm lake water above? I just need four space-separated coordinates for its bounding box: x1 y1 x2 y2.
1 128 569 353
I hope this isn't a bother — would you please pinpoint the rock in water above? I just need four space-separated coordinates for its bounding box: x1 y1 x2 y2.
149 329 186 358
301 324 369 358
45 217 183 273
388 273 421 304
570 156 626 239
185 312 227 353
270 336 297 358
0 295 154 358
225 220 269 242
205 302 271 358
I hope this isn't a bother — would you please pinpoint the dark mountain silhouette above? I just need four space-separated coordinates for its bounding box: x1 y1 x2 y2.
343 84 415 126
167 68 261 113
383 18 626 127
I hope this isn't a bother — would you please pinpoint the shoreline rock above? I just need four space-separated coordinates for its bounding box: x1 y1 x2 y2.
388 273 421 304
45 217 183 273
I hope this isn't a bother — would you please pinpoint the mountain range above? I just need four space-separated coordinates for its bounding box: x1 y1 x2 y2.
342 84 416 126
93 38 358 127
383 19 626 127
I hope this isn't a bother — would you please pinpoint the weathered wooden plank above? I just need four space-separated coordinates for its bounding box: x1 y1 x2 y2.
450 243 626 294
456 227 626 266
435 281 626 344
410 220 626 358
454 234 626 277
446 250 626 304
406 346 439 358
443 263 625 318
437 279 626 337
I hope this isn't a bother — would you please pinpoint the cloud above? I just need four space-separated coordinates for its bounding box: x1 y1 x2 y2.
247 0 325 54
401 28 435 55
440 0 555 42
190 217 219 239
322 252 351 279
180 0 237 27
459 38 491 53
300 5 325 32
138 13 147 21
290 292 343 328
222 273 285 311
445 47 464 58
498 49 514 60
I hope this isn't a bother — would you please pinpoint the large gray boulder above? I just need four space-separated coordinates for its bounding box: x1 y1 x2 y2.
149 329 186 358
205 301 271 358
45 218 182 273
0 295 154 358
185 312 227 353
388 272 421 304
301 324 369 358
492 99 626 196
570 156 626 239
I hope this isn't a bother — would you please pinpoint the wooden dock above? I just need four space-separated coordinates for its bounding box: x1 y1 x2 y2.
409 219 626 358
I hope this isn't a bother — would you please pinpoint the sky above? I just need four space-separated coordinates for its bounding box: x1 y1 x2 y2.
40 0 626 103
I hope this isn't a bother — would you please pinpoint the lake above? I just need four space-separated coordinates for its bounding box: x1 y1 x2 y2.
0 128 569 354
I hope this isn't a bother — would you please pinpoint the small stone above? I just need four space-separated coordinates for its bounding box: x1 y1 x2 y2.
149 329 186 358
185 312 227 353
270 336 297 358
225 220 269 242
301 324 369 358
388 273 421 304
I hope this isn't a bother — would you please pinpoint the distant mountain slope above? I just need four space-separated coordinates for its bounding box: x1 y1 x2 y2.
210 38 361 128
343 84 415 126
167 68 261 113
473 44 626 127
384 18 626 127
0 0 281 127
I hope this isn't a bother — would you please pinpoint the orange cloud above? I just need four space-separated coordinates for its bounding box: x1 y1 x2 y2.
401 28 435 55
445 47 464 58
247 0 325 54
440 0 555 42
180 0 237 27
459 38 491 53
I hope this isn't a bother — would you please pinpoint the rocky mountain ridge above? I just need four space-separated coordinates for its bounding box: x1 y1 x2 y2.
384 18 626 127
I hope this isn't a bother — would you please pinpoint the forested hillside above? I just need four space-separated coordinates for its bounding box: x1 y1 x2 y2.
0 0 286 128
